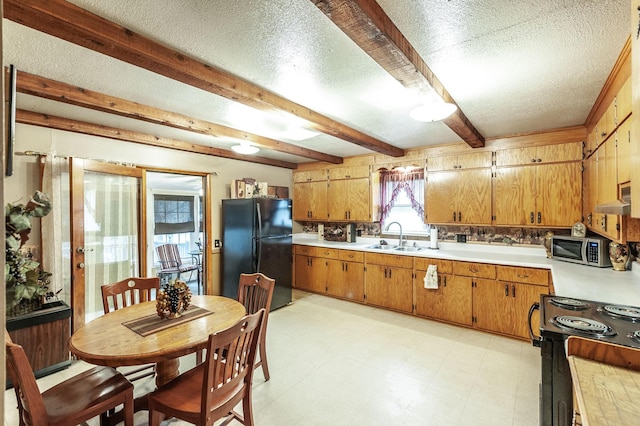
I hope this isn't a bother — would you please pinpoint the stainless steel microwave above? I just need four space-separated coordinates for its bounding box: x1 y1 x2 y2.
551 235 611 267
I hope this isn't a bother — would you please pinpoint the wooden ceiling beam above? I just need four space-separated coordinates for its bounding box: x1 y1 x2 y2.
311 0 485 148
16 109 299 169
4 0 404 157
15 70 342 164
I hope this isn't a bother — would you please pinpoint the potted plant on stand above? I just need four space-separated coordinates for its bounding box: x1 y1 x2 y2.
5 191 71 381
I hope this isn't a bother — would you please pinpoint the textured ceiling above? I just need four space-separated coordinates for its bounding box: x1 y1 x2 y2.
2 0 631 165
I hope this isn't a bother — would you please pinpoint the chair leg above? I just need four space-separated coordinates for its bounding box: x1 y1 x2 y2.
149 408 164 426
243 387 255 426
258 332 270 381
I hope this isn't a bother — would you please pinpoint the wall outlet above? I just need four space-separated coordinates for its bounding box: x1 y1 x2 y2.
214 239 221 248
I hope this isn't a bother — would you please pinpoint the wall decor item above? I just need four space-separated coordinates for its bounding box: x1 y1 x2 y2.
571 222 586 237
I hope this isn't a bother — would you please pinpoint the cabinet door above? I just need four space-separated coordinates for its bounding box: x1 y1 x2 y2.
583 155 597 229
294 254 314 291
455 169 492 224
617 118 632 184
536 142 582 163
328 179 349 221
536 162 582 227
426 171 458 223
386 266 413 313
617 77 632 125
494 166 536 226
511 282 546 339
292 182 311 221
473 279 512 335
309 181 328 220
596 139 620 240
427 155 458 171
495 147 538 166
328 165 370 180
327 260 364 302
347 178 371 221
365 264 389 308
443 275 473 325
294 255 326 294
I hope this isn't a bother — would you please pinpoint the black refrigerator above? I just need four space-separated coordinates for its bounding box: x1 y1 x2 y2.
221 198 292 310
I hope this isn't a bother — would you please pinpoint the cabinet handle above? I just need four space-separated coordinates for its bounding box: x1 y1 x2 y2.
531 158 536 163
384 268 388 278
345 211 348 220
504 284 509 296
453 211 456 222
601 215 607 231
537 212 541 224
512 285 516 298
458 211 462 222
342 263 344 272
517 274 528 279
443 276 447 287
601 131 607 138
345 175 351 179
389 268 392 279
536 158 542 163
348 211 351 220
530 212 534 224
345 263 348 272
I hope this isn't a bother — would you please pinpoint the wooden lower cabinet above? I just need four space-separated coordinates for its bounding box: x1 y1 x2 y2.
473 279 546 339
415 274 472 326
293 254 326 293
365 264 413 312
326 251 365 302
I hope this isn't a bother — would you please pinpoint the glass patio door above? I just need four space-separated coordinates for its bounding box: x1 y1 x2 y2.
70 158 145 331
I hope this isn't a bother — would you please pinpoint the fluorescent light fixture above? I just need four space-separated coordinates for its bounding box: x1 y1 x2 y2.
410 102 457 122
231 142 259 155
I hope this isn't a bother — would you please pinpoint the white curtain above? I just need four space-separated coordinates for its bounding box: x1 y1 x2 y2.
41 155 71 302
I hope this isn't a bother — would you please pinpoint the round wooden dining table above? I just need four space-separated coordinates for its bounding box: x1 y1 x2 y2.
69 295 246 388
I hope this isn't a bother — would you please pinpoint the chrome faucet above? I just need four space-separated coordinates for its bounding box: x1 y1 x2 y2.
385 221 404 246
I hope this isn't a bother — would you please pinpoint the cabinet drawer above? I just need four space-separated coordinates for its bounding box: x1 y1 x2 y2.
365 253 413 269
453 261 496 279
294 245 338 259
339 250 364 262
496 266 549 286
414 257 453 274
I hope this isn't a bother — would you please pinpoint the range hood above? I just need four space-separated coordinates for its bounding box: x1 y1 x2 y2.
594 186 631 215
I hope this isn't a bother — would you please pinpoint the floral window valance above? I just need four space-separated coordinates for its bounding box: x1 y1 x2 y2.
378 168 425 225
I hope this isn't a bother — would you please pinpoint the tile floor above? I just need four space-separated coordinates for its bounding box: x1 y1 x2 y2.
5 289 541 425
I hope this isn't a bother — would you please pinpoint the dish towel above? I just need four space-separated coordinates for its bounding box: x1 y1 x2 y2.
424 265 438 289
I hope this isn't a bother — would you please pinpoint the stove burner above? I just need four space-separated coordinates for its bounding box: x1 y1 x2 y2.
549 297 589 310
628 330 640 343
599 305 640 322
551 315 616 337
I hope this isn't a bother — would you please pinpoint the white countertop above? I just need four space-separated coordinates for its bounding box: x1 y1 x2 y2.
293 233 640 306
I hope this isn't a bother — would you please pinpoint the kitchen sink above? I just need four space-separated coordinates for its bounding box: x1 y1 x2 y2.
366 244 398 250
393 246 426 252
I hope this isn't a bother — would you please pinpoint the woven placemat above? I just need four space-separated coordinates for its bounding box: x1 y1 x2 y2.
122 305 213 337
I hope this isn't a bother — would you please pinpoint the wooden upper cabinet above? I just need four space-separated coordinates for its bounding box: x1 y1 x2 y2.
495 142 582 167
293 169 327 183
596 99 617 146
328 165 370 180
328 177 370 221
536 162 583 227
292 180 328 221
616 77 632 126
427 151 492 171
426 168 492 225
617 117 632 184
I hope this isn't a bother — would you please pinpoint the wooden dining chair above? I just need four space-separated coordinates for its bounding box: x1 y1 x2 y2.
5 334 134 426
148 309 266 426
101 276 160 382
195 273 275 381
237 272 275 381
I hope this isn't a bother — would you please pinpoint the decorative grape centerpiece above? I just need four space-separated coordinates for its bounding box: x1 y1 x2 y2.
156 280 192 319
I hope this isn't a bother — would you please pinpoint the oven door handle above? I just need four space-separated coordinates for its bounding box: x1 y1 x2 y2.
528 301 541 347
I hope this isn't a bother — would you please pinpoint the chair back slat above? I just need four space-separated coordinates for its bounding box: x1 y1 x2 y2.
5 340 49 426
101 277 160 313
238 273 275 315
203 310 264 412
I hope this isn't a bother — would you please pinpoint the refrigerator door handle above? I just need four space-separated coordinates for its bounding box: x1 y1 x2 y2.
256 202 262 272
